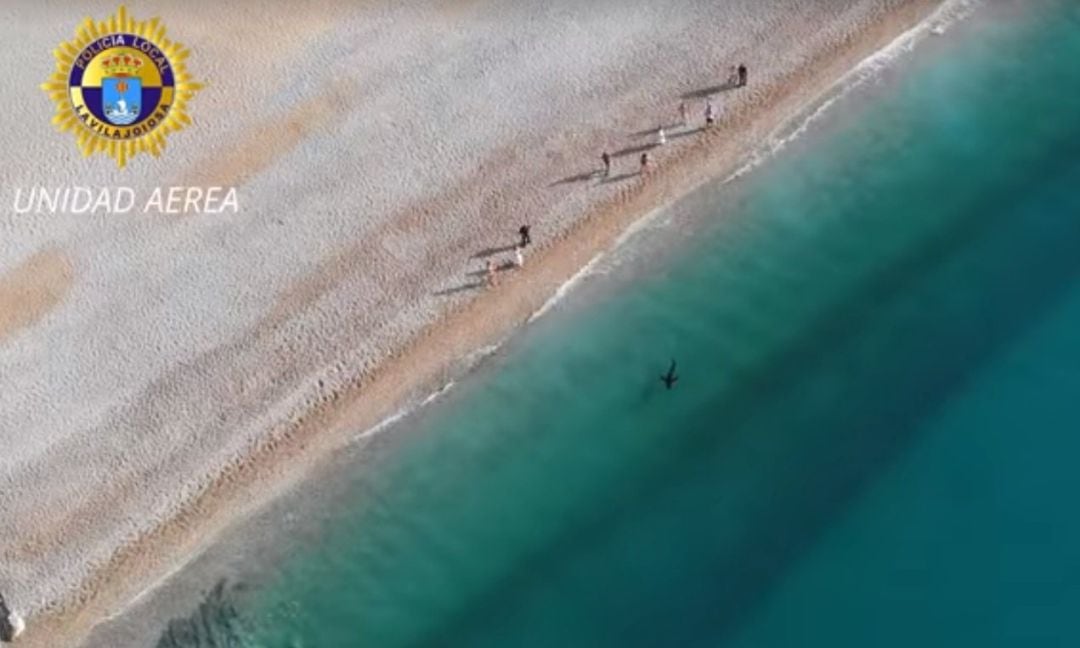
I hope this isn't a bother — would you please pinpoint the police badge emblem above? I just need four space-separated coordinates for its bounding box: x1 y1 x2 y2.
41 5 203 168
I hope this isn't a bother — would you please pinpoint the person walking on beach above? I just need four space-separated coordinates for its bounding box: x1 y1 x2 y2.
601 151 612 177
737 63 748 88
486 259 498 287
657 126 667 146
640 152 651 175
705 98 717 127
515 244 525 268
518 224 531 247
679 101 689 127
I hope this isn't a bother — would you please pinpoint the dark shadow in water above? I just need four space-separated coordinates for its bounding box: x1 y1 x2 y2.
151 145 1080 648
154 580 247 648
411 144 1080 648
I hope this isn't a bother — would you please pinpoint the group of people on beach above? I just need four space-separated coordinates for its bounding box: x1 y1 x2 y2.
602 63 749 179
482 63 749 289
483 225 530 288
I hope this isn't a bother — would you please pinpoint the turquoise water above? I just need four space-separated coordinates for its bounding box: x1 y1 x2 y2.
156 4 1080 646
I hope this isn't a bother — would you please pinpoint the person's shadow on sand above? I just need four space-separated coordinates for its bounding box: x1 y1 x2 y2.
629 122 682 138
669 127 706 140
612 142 658 158
471 244 518 259
434 282 483 296
603 171 641 184
549 170 601 187
681 80 739 99
465 260 516 278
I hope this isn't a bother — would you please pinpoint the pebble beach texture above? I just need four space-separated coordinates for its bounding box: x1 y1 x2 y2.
0 0 943 644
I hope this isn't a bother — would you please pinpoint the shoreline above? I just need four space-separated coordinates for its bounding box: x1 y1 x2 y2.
10 2 948 645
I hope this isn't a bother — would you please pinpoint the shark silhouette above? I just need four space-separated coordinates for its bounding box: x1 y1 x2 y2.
660 359 679 390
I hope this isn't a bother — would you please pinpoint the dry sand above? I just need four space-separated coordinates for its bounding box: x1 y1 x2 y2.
0 0 948 644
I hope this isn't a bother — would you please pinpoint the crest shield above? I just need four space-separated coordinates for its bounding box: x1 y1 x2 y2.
102 76 141 125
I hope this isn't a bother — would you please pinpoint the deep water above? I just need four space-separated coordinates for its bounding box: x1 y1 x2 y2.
149 3 1080 647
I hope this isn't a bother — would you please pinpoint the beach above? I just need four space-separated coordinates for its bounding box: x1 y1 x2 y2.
0 1 945 645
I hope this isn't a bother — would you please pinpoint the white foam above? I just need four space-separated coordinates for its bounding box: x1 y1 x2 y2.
527 252 606 324
348 249 607 445
349 374 460 445
268 0 987 489
101 559 190 622
420 380 456 407
462 344 501 369
525 2 984 328
725 0 980 184
1 2 993 634
352 406 411 443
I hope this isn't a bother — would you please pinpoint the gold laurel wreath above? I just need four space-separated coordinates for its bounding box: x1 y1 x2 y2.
40 5 204 168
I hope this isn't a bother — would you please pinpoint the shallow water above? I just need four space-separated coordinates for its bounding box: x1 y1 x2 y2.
127 2 1080 646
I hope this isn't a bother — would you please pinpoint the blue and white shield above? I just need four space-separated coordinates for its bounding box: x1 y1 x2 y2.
102 76 141 125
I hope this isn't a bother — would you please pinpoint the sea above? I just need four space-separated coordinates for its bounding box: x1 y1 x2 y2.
88 1 1080 646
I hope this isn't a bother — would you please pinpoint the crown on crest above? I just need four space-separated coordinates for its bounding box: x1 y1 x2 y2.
101 54 143 77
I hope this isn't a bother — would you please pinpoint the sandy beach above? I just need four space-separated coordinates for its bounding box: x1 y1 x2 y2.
0 0 946 644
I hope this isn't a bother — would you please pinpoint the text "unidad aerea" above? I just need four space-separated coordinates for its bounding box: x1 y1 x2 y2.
13 186 239 214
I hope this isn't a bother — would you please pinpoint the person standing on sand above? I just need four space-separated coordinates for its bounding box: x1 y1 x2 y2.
640 152 651 174
705 98 717 127
515 245 525 268
601 151 611 177
518 224 531 247
679 102 689 127
0 593 24 642
486 259 498 287
657 126 667 146
738 63 748 88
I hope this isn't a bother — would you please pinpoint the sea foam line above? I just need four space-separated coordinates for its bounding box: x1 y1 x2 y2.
528 2 975 322
725 0 980 184
541 2 981 305
351 251 619 445
352 0 981 458
527 251 606 324
76 7 985 640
